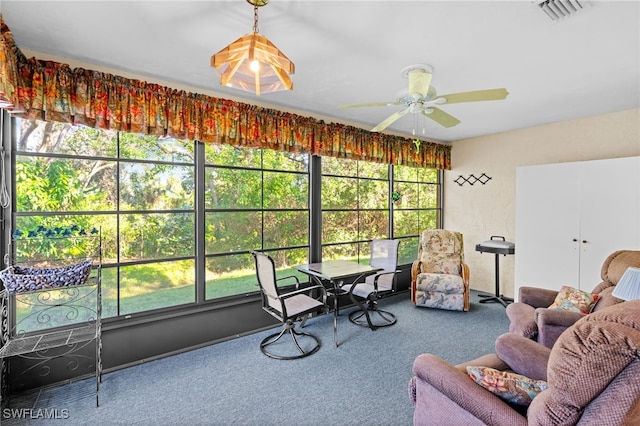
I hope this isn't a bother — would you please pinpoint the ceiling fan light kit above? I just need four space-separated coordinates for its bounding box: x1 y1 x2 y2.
211 0 294 96
340 64 509 133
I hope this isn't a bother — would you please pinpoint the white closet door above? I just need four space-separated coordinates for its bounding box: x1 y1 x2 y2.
516 157 640 299
578 156 640 291
515 162 581 296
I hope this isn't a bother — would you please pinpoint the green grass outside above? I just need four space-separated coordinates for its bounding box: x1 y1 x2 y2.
13 264 309 331
13 241 418 332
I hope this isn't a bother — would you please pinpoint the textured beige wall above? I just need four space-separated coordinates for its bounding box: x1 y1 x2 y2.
444 108 640 297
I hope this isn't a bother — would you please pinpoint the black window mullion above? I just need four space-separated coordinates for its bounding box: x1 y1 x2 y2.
116 132 121 316
195 141 206 303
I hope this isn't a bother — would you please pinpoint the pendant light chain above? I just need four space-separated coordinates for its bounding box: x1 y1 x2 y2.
253 4 259 34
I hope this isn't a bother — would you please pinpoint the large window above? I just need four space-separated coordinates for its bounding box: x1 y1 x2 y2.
320 158 441 266
9 118 441 319
321 157 390 262
393 165 441 265
203 144 309 299
14 119 196 318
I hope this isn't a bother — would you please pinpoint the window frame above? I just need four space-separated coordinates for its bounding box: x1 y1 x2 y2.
3 115 442 322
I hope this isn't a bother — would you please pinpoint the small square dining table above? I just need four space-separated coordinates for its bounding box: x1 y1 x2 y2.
293 260 382 347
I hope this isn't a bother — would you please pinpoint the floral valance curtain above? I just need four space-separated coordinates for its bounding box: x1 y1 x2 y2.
0 15 450 169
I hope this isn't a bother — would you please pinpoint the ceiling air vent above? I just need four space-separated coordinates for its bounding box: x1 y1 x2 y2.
533 0 587 21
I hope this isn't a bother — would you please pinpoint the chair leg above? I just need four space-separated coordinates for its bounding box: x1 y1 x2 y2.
348 299 397 330
260 319 321 360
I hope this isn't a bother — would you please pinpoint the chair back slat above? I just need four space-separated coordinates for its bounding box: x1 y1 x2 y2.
251 251 282 314
370 239 400 271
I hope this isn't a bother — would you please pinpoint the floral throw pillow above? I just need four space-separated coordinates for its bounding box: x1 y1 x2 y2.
548 285 600 314
467 366 548 407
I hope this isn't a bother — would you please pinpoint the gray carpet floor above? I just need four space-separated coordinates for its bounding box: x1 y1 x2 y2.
2 290 510 426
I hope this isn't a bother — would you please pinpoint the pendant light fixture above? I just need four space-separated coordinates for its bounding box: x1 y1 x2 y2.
211 0 295 96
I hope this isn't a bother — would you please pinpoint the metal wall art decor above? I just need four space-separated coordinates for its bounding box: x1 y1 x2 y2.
454 173 492 186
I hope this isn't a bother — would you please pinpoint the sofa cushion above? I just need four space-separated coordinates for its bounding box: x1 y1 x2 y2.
528 301 640 425
548 285 599 314
591 286 624 312
466 366 548 407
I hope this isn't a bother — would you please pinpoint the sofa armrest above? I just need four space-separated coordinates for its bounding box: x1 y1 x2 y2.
505 302 538 338
494 333 550 381
535 308 584 328
455 353 509 372
412 354 527 426
519 286 558 307
534 308 584 348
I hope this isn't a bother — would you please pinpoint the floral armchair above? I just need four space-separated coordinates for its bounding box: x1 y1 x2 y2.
411 229 470 311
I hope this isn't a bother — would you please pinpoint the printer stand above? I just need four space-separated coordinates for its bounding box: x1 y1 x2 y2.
478 252 514 307
475 236 515 308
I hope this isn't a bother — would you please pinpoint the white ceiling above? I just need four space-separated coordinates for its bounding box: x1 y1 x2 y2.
2 0 639 143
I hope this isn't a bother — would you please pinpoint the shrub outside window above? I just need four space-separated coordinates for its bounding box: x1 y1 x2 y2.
10 118 441 319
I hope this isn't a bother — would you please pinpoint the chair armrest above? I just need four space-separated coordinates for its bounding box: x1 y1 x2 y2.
276 274 301 289
519 286 558 307
494 333 550 381
279 284 327 304
371 270 399 291
461 262 469 285
411 261 422 304
535 308 584 328
461 262 470 311
412 354 526 426
411 260 422 284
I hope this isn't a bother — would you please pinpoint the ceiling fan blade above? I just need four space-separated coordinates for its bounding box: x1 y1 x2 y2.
371 108 411 132
408 69 432 98
437 88 509 104
338 101 399 109
422 107 461 128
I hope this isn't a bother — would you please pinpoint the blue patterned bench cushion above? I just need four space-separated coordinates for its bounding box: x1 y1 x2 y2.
0 259 93 294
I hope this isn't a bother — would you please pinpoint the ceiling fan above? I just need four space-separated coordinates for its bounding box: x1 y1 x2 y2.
339 64 509 133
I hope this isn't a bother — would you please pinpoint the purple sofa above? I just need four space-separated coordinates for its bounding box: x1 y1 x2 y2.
506 250 640 348
408 300 640 425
